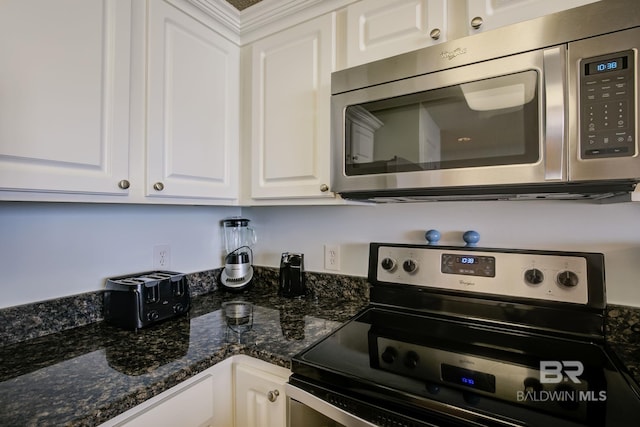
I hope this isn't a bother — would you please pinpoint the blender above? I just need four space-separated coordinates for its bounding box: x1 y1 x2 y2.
220 217 256 291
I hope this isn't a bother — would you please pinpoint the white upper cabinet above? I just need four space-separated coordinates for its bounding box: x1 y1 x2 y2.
248 13 336 201
146 0 239 200
0 0 240 204
464 0 600 34
344 0 447 68
0 0 132 196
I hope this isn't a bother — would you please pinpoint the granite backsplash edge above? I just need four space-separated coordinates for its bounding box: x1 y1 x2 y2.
1 267 637 347
0 267 369 345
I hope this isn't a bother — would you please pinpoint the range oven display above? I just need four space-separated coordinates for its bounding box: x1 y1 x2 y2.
441 253 496 277
441 364 496 393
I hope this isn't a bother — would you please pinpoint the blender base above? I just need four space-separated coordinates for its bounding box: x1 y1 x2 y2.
220 266 254 291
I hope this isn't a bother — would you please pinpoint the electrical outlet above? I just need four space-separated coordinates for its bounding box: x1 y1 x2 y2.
324 244 340 271
153 244 171 270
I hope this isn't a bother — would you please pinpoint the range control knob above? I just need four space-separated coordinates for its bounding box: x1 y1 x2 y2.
147 310 159 321
524 268 544 285
173 303 185 314
381 257 397 272
404 351 420 369
557 271 579 287
381 346 398 364
403 259 418 274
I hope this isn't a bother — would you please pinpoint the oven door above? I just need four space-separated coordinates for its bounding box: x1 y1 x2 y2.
286 384 377 427
286 379 504 427
331 46 567 196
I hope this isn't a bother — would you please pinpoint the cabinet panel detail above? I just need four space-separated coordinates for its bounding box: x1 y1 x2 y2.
147 0 239 200
0 0 132 194
345 0 446 68
250 14 334 199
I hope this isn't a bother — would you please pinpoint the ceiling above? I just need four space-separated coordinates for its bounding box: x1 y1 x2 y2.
226 0 263 10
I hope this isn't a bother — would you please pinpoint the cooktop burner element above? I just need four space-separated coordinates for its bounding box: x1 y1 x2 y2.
290 243 640 426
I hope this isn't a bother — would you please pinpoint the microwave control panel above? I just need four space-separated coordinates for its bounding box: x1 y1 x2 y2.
579 49 636 159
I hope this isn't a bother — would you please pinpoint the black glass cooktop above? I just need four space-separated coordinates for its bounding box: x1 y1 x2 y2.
291 307 640 426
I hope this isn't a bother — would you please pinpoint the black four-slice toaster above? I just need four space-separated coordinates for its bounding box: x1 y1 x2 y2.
104 271 190 330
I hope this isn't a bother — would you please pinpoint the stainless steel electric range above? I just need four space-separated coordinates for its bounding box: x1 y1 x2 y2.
287 242 640 426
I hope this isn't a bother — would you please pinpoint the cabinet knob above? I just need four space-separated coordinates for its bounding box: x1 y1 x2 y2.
267 389 279 402
118 179 130 190
471 16 483 29
153 182 165 191
320 184 329 192
429 28 441 40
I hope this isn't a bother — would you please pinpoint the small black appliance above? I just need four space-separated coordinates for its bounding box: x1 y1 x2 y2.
104 270 190 330
279 252 306 298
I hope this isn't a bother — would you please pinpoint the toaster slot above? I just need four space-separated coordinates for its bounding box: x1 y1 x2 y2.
172 279 186 297
144 283 160 304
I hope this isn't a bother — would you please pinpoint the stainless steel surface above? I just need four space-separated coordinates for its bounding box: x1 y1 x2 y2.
543 46 567 181
331 0 640 95
375 245 590 305
117 179 130 190
568 26 640 181
330 0 640 202
332 49 553 193
153 182 164 191
286 385 376 427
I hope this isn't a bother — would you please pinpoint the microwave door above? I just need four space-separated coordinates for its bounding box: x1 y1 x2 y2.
332 46 568 195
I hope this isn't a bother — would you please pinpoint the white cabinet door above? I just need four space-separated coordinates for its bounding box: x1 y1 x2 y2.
234 357 290 427
249 14 335 200
146 0 239 201
99 358 233 427
465 0 599 34
0 0 132 195
344 0 446 68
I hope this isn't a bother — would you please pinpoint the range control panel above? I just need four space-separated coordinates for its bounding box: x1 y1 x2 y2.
374 245 593 305
579 49 636 159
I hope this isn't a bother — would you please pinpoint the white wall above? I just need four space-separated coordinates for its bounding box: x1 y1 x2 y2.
0 202 240 308
3 200 640 309
246 200 640 307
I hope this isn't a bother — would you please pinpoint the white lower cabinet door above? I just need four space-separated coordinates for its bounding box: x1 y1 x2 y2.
99 358 233 427
234 361 289 427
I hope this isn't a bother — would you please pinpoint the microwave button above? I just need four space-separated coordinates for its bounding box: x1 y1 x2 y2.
586 149 604 156
609 147 629 154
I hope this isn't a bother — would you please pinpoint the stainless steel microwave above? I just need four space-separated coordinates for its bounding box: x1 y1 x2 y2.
331 0 640 202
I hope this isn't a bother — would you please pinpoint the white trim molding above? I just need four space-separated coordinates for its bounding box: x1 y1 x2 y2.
185 0 358 44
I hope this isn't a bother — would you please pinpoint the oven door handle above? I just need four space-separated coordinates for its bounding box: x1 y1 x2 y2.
285 384 378 427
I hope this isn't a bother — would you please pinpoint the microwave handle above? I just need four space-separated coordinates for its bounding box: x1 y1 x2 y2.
543 46 567 181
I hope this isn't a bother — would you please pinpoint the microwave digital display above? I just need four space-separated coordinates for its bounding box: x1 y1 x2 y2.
585 56 627 75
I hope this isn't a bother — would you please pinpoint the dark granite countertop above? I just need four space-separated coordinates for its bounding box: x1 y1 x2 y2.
0 284 368 427
1 268 639 427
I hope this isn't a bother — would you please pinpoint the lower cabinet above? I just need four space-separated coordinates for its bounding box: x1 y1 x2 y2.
233 355 290 427
98 356 290 427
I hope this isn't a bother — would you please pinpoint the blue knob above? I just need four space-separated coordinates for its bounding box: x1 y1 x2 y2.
463 230 480 247
425 229 441 245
